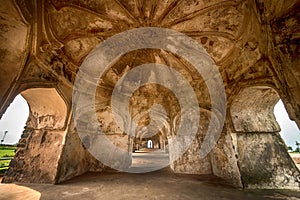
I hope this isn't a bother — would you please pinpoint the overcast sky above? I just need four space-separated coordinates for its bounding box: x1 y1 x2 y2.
0 95 28 145
0 95 299 149
274 100 300 149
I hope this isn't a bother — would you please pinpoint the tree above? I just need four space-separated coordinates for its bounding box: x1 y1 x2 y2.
288 146 293 152
296 141 300 153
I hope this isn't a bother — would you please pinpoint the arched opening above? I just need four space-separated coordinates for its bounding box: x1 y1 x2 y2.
147 140 153 149
2 88 68 183
129 110 170 172
230 86 300 189
0 95 29 175
274 100 300 169
21 88 67 129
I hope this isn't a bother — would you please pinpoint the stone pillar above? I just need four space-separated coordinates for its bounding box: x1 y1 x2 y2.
237 132 300 189
230 86 300 189
55 115 104 183
210 127 243 188
1 127 33 183
169 135 212 175
2 126 66 183
2 88 71 184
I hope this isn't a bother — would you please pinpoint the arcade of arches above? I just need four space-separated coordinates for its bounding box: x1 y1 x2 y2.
0 0 300 190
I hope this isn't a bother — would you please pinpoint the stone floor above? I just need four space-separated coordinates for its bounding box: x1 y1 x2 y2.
0 150 300 200
130 148 170 172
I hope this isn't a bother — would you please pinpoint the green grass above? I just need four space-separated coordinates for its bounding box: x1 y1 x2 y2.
0 149 15 158
0 146 16 150
0 145 16 174
0 158 12 175
0 160 11 168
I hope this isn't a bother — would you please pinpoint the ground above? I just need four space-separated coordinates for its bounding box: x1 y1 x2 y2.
0 150 300 200
1 169 300 200
290 153 300 169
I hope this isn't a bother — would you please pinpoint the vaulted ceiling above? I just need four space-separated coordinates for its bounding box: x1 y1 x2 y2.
0 0 299 129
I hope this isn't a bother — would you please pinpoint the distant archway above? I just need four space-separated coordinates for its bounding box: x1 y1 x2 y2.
147 140 153 149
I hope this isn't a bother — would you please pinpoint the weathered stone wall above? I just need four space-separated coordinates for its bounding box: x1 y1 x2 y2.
231 86 300 189
2 125 66 183
169 135 212 175
210 127 242 188
0 0 29 115
2 88 68 183
169 109 212 175
237 133 300 189
256 0 300 129
230 88 280 133
0 0 299 189
55 114 105 183
169 112 242 187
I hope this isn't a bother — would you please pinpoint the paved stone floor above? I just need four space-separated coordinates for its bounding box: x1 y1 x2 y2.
130 148 170 172
0 150 300 200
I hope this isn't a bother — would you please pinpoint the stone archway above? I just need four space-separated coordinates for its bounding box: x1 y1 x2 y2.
230 86 300 189
0 0 299 193
2 88 68 183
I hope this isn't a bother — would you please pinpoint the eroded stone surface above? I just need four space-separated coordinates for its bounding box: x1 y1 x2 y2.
237 133 300 189
0 0 299 190
231 87 280 133
0 0 29 112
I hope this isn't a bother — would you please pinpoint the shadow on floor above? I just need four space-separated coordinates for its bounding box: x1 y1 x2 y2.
1 168 300 200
